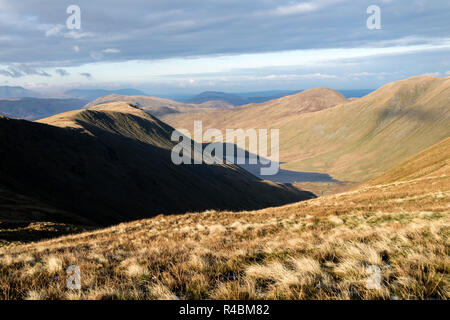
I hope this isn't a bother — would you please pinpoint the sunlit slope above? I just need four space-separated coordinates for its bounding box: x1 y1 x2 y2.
0 103 314 229
165 76 450 182
165 87 347 129
1 132 448 299
367 137 450 185
280 76 450 181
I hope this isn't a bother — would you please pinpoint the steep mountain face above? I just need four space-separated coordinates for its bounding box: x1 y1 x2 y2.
276 76 450 182
164 76 450 182
0 86 38 98
0 98 88 120
85 94 233 118
0 103 314 229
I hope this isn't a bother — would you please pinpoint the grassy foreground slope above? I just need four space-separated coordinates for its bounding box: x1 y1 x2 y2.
1 137 448 300
165 76 450 182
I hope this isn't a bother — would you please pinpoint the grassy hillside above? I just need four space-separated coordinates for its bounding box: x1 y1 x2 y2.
165 76 450 182
367 137 450 185
0 103 314 235
165 87 347 129
0 136 448 300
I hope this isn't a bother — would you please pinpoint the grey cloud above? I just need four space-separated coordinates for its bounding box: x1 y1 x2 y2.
0 0 448 67
80 72 92 79
55 68 69 76
0 64 51 78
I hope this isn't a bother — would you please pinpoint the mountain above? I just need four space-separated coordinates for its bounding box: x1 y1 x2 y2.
185 90 303 106
66 88 149 101
2 134 447 299
0 103 314 233
167 88 346 130
85 94 232 118
165 76 450 183
166 87 347 129
337 89 374 98
0 86 38 98
186 91 248 105
0 98 88 120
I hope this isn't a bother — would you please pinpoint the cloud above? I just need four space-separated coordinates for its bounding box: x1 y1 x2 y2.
424 72 441 76
0 64 51 78
0 0 448 68
80 72 92 79
45 24 93 39
45 24 64 37
55 69 70 76
64 31 94 39
257 73 337 80
0 0 448 91
102 48 120 54
274 2 318 15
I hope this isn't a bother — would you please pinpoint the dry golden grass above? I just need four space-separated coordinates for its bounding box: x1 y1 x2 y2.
0 169 448 300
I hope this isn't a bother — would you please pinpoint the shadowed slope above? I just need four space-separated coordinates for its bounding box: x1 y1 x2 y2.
0 103 314 232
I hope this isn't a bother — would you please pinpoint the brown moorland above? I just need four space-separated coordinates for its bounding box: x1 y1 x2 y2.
0 136 448 300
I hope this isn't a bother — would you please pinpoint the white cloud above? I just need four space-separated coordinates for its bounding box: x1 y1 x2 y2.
260 73 337 80
45 24 64 37
73 45 80 52
64 31 93 39
102 48 121 54
274 2 318 15
423 72 441 76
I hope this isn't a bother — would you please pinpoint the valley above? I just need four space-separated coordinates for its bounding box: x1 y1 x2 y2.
1 135 448 299
0 75 448 300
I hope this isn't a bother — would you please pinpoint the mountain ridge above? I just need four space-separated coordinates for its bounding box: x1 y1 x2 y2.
164 76 450 182
0 102 314 233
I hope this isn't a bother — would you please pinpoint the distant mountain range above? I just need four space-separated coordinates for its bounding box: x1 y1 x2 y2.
0 86 39 98
182 89 373 106
85 94 233 118
184 90 301 106
0 97 88 120
65 88 150 101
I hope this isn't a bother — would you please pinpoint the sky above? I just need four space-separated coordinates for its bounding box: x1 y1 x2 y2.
0 0 449 95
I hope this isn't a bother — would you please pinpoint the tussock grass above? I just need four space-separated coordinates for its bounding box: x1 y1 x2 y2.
0 171 448 300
